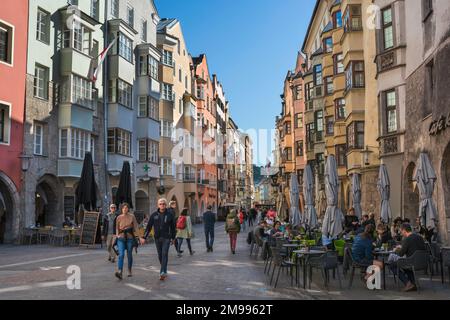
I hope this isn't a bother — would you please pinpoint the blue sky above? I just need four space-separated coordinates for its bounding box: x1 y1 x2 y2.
154 0 316 164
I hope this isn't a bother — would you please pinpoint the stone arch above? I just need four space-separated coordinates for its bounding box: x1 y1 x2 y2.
135 190 149 224
0 171 20 243
403 162 420 223
36 174 61 227
441 143 450 243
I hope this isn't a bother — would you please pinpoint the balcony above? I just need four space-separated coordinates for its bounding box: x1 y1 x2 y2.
381 135 399 155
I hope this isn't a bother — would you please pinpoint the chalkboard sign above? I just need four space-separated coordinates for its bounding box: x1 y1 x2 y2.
80 211 100 247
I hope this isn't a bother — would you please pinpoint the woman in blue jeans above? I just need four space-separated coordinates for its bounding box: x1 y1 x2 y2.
114 203 141 280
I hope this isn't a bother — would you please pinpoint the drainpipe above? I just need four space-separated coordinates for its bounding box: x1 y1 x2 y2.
103 0 110 209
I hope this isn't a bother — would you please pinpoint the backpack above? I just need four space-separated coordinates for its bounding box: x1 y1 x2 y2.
176 216 187 230
227 217 236 229
239 212 244 224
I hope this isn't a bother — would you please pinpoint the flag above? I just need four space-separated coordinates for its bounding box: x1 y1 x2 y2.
89 38 117 83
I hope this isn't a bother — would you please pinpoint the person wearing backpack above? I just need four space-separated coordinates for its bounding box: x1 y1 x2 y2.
176 208 195 257
225 209 241 254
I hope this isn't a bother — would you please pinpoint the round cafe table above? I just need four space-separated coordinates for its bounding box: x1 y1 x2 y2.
283 244 300 260
373 250 396 290
293 249 327 289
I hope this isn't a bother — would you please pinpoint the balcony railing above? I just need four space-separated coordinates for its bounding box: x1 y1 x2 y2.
381 135 399 155
377 50 396 73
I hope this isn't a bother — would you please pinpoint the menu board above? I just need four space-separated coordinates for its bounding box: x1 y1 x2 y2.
80 211 100 247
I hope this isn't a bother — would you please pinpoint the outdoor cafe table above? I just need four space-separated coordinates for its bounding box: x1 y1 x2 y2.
372 250 396 290
293 249 327 289
283 244 300 259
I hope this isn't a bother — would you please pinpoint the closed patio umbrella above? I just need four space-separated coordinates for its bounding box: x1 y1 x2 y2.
351 173 362 220
115 161 133 209
377 164 392 224
303 165 318 229
414 153 438 230
322 155 344 238
289 173 302 228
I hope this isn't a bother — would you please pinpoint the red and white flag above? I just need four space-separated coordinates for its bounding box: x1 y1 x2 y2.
89 38 117 83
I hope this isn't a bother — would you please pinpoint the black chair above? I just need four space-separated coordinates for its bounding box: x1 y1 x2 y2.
426 242 441 276
395 250 431 293
440 247 450 286
307 251 342 290
269 247 297 288
344 247 371 289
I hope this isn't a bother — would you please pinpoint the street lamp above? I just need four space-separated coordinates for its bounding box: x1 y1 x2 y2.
18 154 32 172
361 145 377 166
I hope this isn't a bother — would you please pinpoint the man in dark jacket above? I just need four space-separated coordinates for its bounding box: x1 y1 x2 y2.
102 204 118 263
203 205 216 252
142 198 176 281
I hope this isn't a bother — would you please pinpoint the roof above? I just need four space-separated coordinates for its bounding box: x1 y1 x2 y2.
157 18 177 32
301 0 321 53
322 21 333 34
311 47 324 58
192 54 205 66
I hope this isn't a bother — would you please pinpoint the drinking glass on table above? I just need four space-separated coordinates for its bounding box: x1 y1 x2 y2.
382 243 389 252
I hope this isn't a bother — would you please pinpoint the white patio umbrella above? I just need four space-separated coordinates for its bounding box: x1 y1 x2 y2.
321 155 344 238
289 173 302 228
377 164 392 224
351 173 362 220
414 153 438 229
303 165 318 229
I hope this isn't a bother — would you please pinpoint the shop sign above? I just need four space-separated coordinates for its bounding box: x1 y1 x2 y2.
429 113 450 136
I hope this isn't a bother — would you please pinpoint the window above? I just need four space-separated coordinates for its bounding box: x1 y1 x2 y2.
336 144 347 167
68 0 78 5
385 90 397 133
382 8 394 50
72 75 93 108
0 103 10 144
335 98 346 120
284 148 293 162
139 55 147 76
314 64 322 86
296 141 304 157
343 4 362 33
162 50 173 66
36 8 50 43
160 120 173 138
160 158 173 176
179 69 182 83
138 96 147 117
162 83 173 101
179 99 183 114
141 20 147 42
285 121 291 135
0 21 12 64
333 10 342 28
34 123 43 155
326 116 334 135
345 61 365 90
334 53 344 74
138 139 159 163
325 77 334 95
110 79 133 108
306 123 315 148
148 96 158 120
111 0 119 18
149 56 158 80
422 0 433 21
315 111 324 141
63 22 92 56
107 128 131 156
294 113 303 129
294 85 302 100
118 33 132 62
60 128 92 159
196 85 204 100
347 121 364 150
90 0 99 20
34 65 49 100
305 82 314 102
324 37 333 53
127 5 134 28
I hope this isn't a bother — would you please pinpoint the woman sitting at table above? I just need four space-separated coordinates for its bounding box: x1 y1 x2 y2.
269 221 284 245
375 224 393 248
352 225 383 277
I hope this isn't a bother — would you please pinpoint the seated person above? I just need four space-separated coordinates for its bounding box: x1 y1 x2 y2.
344 208 359 233
352 225 383 277
356 214 369 234
269 221 284 240
374 223 393 248
62 217 74 228
367 213 376 227
253 220 268 244
389 223 426 292
391 217 403 242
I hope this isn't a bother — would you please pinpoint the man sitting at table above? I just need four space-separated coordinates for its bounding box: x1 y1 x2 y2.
352 224 383 279
344 208 359 234
389 223 426 292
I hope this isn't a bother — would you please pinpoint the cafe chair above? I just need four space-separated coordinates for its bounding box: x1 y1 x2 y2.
21 228 37 245
440 248 450 286
344 247 372 289
425 242 441 276
38 227 52 244
395 250 431 293
307 251 342 290
52 229 70 246
269 247 297 288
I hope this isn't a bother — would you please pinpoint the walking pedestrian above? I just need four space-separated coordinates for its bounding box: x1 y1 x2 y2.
238 208 246 232
114 203 140 280
248 206 257 227
203 205 216 252
103 204 118 263
176 208 195 257
168 201 180 253
142 198 177 281
225 209 241 254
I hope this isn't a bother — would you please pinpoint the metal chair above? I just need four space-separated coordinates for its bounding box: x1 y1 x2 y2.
425 242 441 276
396 250 431 293
269 247 297 288
38 228 52 244
307 251 342 290
440 247 450 286
52 229 70 246
21 228 37 245
344 246 371 289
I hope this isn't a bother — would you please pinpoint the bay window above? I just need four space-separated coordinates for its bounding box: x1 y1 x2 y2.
162 50 173 66
109 79 132 108
149 56 159 80
334 53 344 74
347 121 364 150
138 139 159 163
315 111 324 142
59 128 93 159
162 83 174 101
345 61 365 90
118 32 132 62
335 98 346 120
333 10 342 28
160 120 173 138
107 128 131 156
160 158 173 176
385 90 397 133
63 22 93 56
343 4 362 33
324 37 333 53
382 7 394 50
